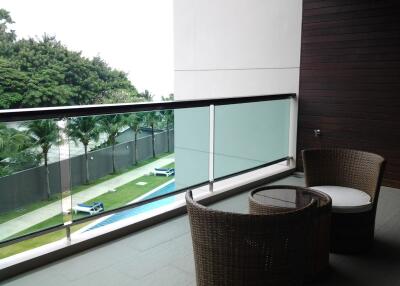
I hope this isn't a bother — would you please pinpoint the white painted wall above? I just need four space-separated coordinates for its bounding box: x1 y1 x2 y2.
174 0 303 188
174 0 303 99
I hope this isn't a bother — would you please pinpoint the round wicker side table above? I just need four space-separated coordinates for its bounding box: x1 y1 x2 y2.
249 185 332 281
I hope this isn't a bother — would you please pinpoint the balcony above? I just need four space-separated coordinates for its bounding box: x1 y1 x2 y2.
1 0 400 284
1 174 400 285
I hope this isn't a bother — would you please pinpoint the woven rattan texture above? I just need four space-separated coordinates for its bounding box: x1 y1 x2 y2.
302 148 385 253
249 186 332 281
186 191 315 286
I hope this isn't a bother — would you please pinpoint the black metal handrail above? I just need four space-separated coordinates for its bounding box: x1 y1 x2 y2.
0 93 295 122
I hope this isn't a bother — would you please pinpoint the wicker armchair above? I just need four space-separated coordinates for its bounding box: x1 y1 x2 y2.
302 148 386 253
186 191 316 286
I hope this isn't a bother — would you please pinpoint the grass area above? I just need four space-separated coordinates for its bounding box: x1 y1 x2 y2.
71 152 172 194
0 230 65 260
0 222 91 260
8 214 64 239
73 163 175 220
0 152 172 225
163 162 175 169
0 161 175 259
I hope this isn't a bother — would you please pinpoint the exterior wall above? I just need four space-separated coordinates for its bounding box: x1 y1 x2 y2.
174 0 303 99
297 0 400 187
174 0 303 187
0 131 174 213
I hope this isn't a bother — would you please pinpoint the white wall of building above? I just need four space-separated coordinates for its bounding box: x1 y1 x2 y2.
174 0 303 100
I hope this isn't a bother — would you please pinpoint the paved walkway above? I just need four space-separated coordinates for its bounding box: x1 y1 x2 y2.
0 155 175 241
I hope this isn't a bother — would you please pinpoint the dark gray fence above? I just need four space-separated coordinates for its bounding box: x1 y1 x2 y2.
0 131 174 213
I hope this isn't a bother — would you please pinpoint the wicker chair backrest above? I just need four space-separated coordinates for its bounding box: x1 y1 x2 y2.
186 191 316 286
302 148 385 201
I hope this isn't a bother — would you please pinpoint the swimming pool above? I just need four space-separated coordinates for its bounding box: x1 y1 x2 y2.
86 181 176 231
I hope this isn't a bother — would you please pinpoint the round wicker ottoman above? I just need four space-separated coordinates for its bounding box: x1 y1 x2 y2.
249 185 332 281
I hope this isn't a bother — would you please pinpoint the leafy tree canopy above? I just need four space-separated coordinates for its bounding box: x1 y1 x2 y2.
0 9 142 109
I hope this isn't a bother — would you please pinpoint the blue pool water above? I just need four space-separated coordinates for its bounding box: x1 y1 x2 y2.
86 181 176 231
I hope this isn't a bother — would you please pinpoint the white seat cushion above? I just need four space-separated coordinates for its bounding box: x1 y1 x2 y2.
310 185 372 213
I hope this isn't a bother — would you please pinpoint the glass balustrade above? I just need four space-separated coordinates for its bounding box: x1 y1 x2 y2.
214 99 291 180
0 95 294 261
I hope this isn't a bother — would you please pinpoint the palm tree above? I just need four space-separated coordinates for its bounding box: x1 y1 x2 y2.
124 113 143 165
24 120 60 200
0 124 31 176
98 115 125 173
0 124 29 155
161 93 174 102
140 90 154 102
143 111 160 158
160 110 174 153
66 117 99 184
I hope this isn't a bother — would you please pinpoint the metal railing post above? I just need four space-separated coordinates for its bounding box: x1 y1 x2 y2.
209 104 215 192
58 119 73 243
288 94 298 169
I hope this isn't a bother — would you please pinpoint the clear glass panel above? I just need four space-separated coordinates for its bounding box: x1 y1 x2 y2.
67 110 177 225
214 99 290 179
61 107 208 235
0 119 64 247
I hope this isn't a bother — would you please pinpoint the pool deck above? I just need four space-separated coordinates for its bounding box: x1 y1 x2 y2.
0 155 175 241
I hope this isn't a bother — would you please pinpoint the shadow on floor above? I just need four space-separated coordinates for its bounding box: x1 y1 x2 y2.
311 237 400 286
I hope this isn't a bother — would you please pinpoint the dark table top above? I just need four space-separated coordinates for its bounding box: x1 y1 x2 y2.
250 185 324 210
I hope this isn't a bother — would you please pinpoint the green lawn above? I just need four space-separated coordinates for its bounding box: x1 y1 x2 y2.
8 214 64 239
71 152 173 194
0 152 172 225
163 162 175 169
0 222 91 260
0 161 175 259
73 165 175 220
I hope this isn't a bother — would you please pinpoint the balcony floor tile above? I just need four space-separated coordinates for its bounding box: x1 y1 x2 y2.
2 175 400 286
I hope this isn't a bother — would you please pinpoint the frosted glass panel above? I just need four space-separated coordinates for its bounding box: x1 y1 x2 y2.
174 107 209 190
214 99 290 179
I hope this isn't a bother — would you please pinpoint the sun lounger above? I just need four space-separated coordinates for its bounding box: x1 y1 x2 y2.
72 202 104 215
154 168 175 177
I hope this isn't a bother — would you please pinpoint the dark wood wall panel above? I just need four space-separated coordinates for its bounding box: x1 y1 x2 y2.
297 0 400 187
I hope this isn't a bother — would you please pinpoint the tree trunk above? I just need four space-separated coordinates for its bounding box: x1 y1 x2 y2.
151 125 155 158
134 132 138 165
44 152 51 200
84 144 90 184
112 143 116 173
